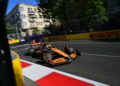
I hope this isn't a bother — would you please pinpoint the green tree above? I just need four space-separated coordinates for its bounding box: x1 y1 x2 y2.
37 0 108 33
32 28 42 34
79 0 108 31
6 23 16 34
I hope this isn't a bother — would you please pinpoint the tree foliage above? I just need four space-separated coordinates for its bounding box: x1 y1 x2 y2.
37 0 108 33
6 23 16 34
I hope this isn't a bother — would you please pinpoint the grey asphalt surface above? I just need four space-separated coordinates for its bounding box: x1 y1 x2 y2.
24 77 38 86
11 40 120 86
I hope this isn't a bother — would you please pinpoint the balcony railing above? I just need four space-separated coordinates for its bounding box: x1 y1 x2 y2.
29 19 36 22
28 14 37 18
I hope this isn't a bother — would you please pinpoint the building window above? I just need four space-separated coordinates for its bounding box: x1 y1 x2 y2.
19 7 24 11
45 25 48 27
36 22 42 25
36 22 39 25
34 8 38 12
30 22 36 27
20 14 26 19
30 23 33 27
28 8 34 13
39 22 42 25
44 19 49 22
22 22 27 27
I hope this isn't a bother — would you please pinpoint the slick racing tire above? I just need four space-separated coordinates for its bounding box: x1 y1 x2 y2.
43 53 48 63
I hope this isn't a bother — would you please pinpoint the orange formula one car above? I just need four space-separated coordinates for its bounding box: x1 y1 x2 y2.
64 45 81 59
27 43 80 66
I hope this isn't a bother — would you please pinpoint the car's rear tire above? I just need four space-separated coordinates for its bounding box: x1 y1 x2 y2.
43 53 49 63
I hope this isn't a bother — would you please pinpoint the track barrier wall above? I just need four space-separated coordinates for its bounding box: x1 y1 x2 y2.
8 39 20 45
48 35 66 41
44 37 49 41
44 30 120 41
89 30 120 39
66 33 90 40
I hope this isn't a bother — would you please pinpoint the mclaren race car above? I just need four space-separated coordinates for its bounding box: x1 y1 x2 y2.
26 42 80 66
64 45 81 59
27 43 72 66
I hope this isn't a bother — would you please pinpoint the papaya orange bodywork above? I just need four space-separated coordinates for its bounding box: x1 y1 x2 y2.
51 48 69 57
52 57 67 64
70 54 77 59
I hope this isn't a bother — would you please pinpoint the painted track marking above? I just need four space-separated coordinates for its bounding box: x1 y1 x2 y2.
82 53 120 58
21 60 109 86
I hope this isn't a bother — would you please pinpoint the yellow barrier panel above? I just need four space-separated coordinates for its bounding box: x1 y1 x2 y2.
49 36 66 41
46 30 120 41
12 51 25 86
9 39 20 44
66 33 90 40
89 30 120 39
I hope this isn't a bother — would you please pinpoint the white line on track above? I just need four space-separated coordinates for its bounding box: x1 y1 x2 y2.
11 44 30 49
82 53 120 58
15 48 29 52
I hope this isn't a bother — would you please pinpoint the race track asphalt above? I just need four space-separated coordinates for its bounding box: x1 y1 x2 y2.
11 40 120 86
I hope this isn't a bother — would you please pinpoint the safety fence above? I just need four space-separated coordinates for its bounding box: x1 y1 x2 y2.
44 30 120 41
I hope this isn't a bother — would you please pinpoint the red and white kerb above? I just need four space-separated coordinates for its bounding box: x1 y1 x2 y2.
21 60 109 86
